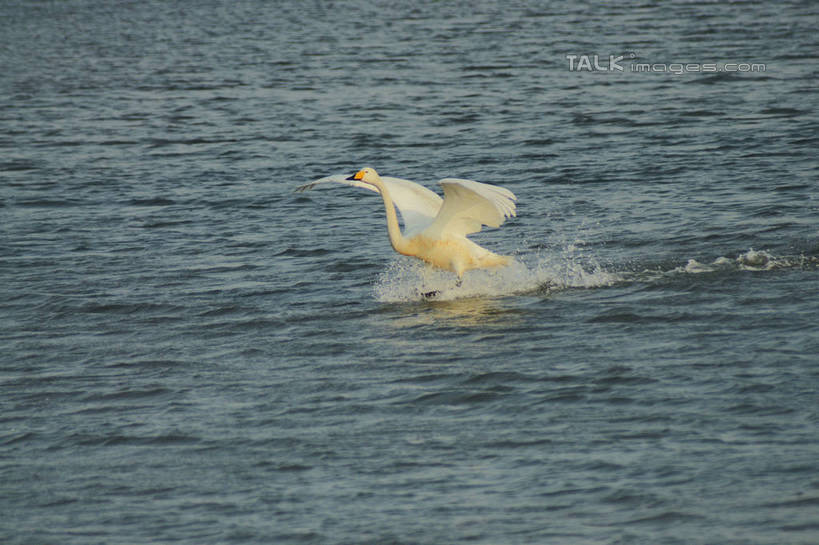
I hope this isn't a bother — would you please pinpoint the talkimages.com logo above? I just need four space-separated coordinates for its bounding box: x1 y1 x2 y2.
566 53 766 74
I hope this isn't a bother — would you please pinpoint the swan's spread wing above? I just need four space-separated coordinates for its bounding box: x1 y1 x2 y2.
379 177 442 234
424 179 516 238
296 175 442 234
296 174 378 194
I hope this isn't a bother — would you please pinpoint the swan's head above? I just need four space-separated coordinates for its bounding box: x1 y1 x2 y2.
347 167 380 185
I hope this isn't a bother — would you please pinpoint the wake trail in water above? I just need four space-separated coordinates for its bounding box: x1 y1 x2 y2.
373 247 818 303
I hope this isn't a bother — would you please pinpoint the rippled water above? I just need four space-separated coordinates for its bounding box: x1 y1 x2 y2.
2 1 818 544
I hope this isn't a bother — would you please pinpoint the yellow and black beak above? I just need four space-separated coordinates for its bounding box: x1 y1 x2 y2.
346 170 365 181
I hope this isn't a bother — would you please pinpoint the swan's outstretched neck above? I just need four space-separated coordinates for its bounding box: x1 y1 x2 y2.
370 178 407 254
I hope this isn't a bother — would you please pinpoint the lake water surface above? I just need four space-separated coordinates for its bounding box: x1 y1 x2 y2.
2 1 818 544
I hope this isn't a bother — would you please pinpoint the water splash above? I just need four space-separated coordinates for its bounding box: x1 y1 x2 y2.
374 245 622 302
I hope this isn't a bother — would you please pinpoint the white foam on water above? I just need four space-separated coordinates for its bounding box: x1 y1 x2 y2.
672 249 811 275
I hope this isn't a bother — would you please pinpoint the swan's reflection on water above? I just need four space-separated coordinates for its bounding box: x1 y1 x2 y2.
367 295 536 363
379 294 530 329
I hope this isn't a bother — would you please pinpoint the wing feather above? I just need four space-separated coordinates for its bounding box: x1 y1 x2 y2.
296 174 443 234
423 178 517 238
295 174 377 194
379 176 442 234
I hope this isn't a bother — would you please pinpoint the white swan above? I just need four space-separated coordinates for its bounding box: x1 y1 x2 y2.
297 167 517 282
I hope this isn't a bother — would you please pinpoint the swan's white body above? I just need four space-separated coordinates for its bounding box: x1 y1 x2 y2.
297 167 517 280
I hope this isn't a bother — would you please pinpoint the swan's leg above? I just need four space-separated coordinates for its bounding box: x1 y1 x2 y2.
419 265 440 299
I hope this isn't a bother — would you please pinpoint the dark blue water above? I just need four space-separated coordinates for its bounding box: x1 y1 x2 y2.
2 1 818 544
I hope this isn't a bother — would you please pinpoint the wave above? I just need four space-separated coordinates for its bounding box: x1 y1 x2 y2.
674 249 815 274
374 247 817 303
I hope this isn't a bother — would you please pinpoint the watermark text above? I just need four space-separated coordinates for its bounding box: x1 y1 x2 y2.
566 53 766 74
